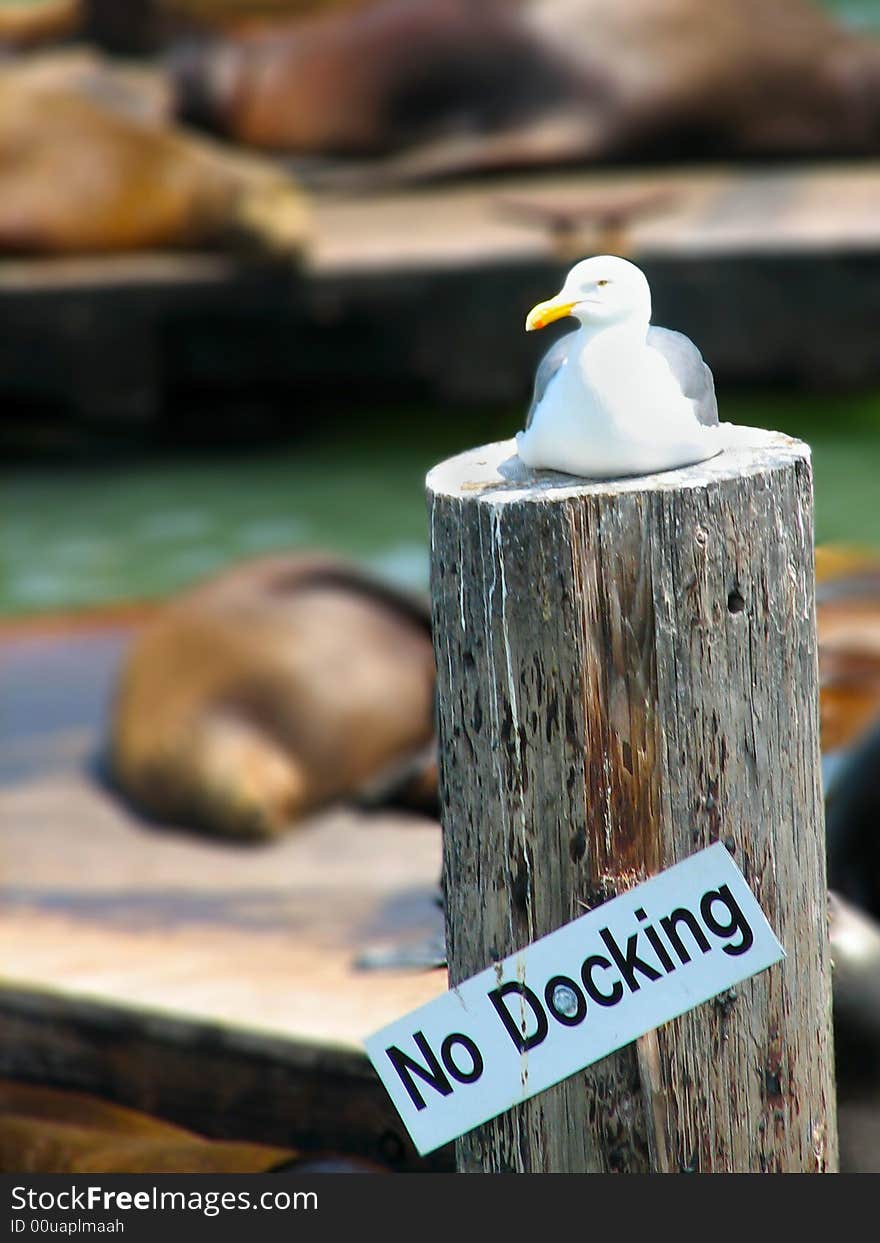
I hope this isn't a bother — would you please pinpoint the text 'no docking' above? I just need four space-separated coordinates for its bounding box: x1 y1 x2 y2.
365 843 784 1155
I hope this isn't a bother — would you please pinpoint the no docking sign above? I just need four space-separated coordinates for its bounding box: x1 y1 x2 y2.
365 843 784 1155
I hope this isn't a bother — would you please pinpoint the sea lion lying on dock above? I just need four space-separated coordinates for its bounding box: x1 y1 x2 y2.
1 47 174 125
0 1079 294 1174
816 548 880 918
816 547 880 755
110 556 437 840
82 1 365 54
171 0 574 161
164 0 369 33
0 0 80 49
171 0 880 177
0 73 309 254
0 1079 383 1173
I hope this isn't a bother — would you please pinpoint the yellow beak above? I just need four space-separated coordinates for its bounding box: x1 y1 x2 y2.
525 296 577 332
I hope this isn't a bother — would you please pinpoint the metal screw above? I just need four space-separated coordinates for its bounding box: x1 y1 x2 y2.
552 983 580 1017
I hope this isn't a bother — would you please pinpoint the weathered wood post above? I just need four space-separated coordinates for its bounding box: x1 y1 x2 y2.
427 430 837 1173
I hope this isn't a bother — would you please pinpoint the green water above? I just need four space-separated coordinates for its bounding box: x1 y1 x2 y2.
824 0 880 28
2 393 879 617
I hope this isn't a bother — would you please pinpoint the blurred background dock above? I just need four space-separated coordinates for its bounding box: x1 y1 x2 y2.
3 163 880 431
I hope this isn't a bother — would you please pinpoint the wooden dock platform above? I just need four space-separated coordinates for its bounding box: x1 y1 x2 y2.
0 621 450 1169
1 162 879 421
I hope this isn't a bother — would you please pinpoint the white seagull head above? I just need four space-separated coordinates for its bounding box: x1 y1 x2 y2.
525 255 652 333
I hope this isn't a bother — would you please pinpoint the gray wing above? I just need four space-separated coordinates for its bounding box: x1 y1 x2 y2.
647 326 718 427
525 329 578 429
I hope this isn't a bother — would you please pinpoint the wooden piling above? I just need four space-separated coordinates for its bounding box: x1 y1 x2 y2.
427 430 837 1173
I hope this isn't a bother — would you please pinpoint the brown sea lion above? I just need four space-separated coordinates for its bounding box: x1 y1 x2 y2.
163 0 369 32
171 0 585 161
0 1079 294 1173
812 548 880 915
0 74 309 254
0 0 81 48
816 546 880 755
0 1079 382 1173
81 1 364 53
110 556 437 840
171 0 880 177
1 47 174 124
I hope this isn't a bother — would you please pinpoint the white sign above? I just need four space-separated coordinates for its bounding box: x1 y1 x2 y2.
365 843 784 1155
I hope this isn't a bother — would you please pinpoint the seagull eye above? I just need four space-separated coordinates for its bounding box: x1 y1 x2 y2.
596 279 610 287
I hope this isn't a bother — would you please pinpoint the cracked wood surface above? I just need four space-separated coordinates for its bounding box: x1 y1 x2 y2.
428 431 837 1172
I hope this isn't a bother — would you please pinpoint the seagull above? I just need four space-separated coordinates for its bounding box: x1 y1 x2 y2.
516 255 725 478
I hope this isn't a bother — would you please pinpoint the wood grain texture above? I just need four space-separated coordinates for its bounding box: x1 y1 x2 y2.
427 431 837 1173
